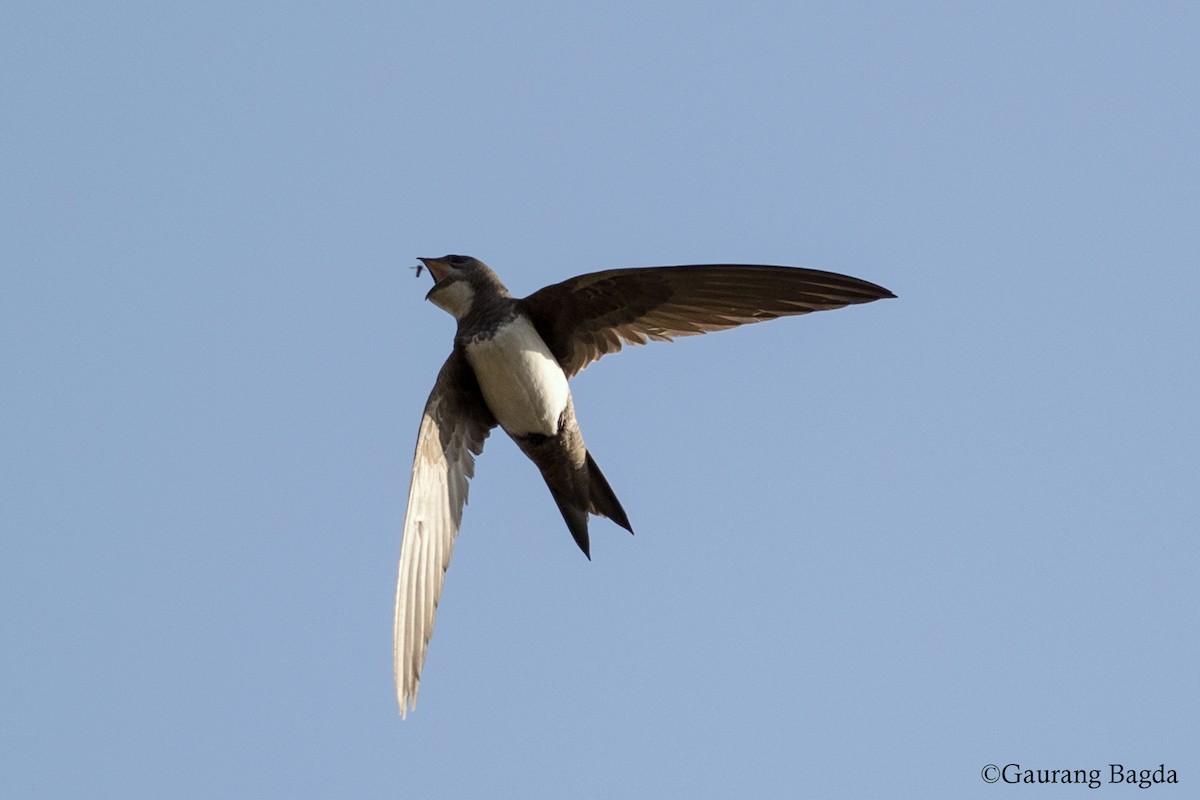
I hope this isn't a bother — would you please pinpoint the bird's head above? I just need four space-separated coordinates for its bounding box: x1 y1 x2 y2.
418 255 509 320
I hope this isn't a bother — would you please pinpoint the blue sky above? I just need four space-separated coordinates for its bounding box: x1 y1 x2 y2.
3 2 1198 798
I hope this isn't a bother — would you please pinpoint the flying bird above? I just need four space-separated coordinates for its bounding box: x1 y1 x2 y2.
395 255 894 716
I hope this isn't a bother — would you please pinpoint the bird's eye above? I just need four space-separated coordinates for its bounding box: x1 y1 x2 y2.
446 255 469 265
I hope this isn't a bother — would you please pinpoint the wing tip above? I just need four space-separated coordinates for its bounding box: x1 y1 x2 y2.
397 685 417 719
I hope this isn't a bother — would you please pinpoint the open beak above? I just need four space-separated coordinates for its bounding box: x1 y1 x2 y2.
417 257 451 283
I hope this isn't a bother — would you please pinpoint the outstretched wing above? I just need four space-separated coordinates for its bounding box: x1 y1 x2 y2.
394 351 495 717
520 264 894 376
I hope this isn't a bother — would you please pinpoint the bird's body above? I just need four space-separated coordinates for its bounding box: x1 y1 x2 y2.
395 255 894 717
464 314 569 438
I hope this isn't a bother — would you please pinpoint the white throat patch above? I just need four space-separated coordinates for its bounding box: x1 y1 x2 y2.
428 280 475 320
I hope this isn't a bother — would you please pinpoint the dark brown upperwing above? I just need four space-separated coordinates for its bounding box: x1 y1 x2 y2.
519 265 895 377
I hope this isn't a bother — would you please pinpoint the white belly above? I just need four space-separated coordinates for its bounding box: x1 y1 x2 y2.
465 316 570 436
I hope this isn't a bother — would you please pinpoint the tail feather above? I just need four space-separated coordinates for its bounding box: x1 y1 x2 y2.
585 452 633 534
516 397 634 557
551 492 593 560
543 451 633 559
